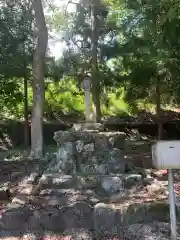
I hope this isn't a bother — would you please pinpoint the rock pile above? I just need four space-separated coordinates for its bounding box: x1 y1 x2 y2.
53 123 126 175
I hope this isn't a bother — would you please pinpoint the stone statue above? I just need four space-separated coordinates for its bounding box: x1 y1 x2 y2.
82 75 91 122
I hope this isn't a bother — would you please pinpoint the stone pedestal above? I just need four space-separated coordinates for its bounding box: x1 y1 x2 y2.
53 124 126 175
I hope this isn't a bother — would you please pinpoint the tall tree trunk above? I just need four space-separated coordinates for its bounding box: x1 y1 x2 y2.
155 77 163 140
91 0 101 122
23 40 29 148
24 68 29 148
29 0 48 159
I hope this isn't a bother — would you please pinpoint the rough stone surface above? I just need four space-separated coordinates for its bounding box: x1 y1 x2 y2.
56 142 75 174
60 202 93 229
93 203 116 236
54 129 126 175
122 222 171 239
124 174 142 188
0 230 23 239
101 176 124 195
107 148 126 173
0 185 11 200
2 203 32 230
3 138 179 239
39 173 75 189
63 228 94 240
76 175 99 189
72 123 105 131
26 172 39 184
36 209 65 232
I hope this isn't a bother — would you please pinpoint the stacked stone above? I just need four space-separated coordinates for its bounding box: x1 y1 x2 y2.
53 124 128 196
53 124 126 175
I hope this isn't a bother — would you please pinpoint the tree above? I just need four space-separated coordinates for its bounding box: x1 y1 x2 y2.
59 0 111 122
0 1 35 148
29 0 48 159
91 0 101 122
104 0 180 138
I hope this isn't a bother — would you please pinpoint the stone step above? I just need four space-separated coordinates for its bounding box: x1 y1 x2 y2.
0 223 179 240
96 222 180 239
93 200 175 233
2 195 179 234
0 201 93 233
38 173 76 189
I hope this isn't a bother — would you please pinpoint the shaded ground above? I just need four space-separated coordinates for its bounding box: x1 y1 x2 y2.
0 140 179 239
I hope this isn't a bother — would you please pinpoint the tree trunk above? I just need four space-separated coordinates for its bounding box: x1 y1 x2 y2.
29 0 48 159
24 70 29 148
91 0 101 122
155 77 163 140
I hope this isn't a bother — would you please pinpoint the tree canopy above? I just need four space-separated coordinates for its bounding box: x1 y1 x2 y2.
1 0 180 121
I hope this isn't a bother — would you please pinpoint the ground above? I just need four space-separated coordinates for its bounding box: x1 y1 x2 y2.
0 141 179 239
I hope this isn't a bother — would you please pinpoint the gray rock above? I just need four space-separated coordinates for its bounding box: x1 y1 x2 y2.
93 203 116 235
22 232 40 240
28 210 42 230
26 172 39 184
0 229 23 238
80 164 96 174
76 140 84 153
12 195 29 205
63 228 94 240
61 201 93 229
118 203 146 225
0 185 10 200
56 142 75 174
109 137 115 147
38 209 65 232
39 173 53 187
101 176 124 195
77 175 99 189
2 203 32 230
94 134 109 150
124 222 171 239
124 174 142 188
84 143 94 152
107 148 126 173
94 164 107 174
54 131 74 145
72 123 104 131
39 173 75 189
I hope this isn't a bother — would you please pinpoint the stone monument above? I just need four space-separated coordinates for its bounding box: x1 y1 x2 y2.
77 73 104 131
82 74 92 122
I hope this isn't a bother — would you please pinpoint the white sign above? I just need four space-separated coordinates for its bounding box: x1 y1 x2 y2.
152 141 180 240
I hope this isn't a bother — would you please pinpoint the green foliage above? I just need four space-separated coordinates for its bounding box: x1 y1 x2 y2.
1 0 180 122
0 76 159 119
45 77 84 115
